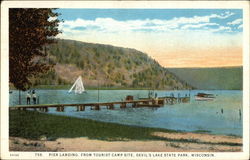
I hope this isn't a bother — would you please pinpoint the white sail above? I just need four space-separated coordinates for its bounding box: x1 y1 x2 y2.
68 76 85 94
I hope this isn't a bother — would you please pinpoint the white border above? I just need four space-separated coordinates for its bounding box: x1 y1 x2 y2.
1 1 249 160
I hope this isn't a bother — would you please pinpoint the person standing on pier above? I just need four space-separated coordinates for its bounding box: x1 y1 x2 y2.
239 109 241 120
32 90 37 104
154 93 158 105
26 91 31 105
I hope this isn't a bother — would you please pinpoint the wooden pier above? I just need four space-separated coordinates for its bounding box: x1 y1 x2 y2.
10 99 164 112
139 96 190 105
10 96 190 113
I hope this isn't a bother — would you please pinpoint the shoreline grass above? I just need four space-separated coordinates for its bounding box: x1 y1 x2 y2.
9 110 177 141
9 110 242 147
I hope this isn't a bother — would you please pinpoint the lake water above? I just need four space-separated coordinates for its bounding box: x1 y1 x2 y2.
9 90 243 136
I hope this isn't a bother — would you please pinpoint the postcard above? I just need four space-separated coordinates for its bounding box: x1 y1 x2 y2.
1 1 249 160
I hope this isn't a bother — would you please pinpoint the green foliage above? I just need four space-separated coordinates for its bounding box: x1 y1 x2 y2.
168 67 243 90
9 9 61 91
34 39 192 89
30 68 69 86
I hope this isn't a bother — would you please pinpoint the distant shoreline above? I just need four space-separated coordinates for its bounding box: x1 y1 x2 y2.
9 85 243 91
10 85 153 90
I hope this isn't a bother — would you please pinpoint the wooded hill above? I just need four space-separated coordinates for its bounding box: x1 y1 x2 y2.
168 67 243 90
32 39 191 90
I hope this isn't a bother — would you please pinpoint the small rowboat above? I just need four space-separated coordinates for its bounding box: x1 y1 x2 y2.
195 93 215 101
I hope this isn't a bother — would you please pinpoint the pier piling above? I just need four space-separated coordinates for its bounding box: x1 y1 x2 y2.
56 106 64 112
107 104 114 110
120 103 126 108
80 105 85 111
132 102 137 108
94 104 100 110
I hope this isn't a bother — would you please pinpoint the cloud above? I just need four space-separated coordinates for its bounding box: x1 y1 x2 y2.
227 18 243 25
60 12 237 34
238 24 243 29
210 11 235 19
57 21 242 67
57 11 242 67
181 23 219 30
48 16 58 22
199 26 233 33
168 16 209 25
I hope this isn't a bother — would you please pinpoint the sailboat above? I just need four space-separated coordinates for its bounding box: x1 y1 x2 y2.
68 76 86 94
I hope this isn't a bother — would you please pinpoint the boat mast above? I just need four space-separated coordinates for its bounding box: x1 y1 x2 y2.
98 79 100 102
68 77 78 93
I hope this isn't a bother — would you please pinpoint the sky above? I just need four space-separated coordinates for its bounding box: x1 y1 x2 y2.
56 9 243 68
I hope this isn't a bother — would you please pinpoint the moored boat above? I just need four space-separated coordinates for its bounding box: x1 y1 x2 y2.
195 93 215 101
68 76 86 94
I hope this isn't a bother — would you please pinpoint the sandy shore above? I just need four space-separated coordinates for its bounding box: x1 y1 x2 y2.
9 131 242 152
